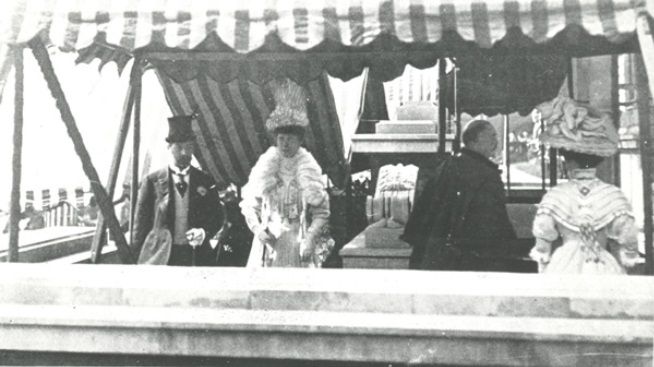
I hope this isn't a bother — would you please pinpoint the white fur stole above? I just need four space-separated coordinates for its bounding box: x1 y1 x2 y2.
242 146 326 206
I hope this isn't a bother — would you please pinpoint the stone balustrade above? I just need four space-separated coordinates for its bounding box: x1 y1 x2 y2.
0 264 652 366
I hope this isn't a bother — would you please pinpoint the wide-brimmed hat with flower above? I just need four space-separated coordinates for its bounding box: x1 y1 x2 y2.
534 96 619 157
265 78 309 132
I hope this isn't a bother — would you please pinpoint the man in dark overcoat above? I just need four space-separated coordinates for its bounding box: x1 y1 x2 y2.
403 119 516 271
132 115 224 266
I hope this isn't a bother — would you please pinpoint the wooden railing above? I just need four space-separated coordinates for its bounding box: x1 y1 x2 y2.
42 201 80 227
39 196 127 229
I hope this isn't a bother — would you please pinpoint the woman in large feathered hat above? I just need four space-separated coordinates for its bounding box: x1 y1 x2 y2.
240 78 331 268
529 96 639 274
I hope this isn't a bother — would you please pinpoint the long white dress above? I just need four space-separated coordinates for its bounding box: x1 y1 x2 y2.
529 169 639 274
240 146 330 268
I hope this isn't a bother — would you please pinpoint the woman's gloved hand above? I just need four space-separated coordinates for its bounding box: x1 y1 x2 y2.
299 234 315 263
619 248 640 268
257 227 276 245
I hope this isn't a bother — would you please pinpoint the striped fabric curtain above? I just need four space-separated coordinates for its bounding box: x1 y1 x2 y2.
158 71 346 187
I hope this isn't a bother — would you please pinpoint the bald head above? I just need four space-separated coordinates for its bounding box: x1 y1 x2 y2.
462 119 498 158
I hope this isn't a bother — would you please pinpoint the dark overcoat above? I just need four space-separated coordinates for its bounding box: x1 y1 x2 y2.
132 166 224 266
403 148 516 271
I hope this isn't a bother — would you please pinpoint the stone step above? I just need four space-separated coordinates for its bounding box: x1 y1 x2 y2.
1 264 652 366
0 304 651 366
0 264 652 320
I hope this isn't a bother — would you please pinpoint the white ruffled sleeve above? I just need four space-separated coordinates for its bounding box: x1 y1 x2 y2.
530 213 559 265
239 184 263 235
239 147 280 236
306 192 330 237
607 213 639 268
533 213 559 241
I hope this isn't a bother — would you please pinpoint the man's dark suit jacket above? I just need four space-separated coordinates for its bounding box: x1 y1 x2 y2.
132 166 223 266
403 148 516 271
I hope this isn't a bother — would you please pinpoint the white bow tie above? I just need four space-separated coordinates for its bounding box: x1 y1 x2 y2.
169 165 190 176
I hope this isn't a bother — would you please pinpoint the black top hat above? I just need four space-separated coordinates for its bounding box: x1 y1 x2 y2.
166 115 195 143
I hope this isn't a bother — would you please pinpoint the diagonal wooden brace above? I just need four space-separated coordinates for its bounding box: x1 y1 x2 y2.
28 37 134 264
90 81 136 264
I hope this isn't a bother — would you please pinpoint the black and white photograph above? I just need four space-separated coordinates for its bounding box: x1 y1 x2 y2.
0 0 652 366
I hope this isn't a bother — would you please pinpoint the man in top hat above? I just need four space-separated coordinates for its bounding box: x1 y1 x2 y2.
132 115 224 266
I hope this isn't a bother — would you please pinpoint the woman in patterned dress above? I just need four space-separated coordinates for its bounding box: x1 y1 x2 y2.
240 79 330 268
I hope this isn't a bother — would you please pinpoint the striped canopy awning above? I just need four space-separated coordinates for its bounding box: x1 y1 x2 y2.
1 0 649 97
1 0 651 186
0 0 648 98
2 0 647 53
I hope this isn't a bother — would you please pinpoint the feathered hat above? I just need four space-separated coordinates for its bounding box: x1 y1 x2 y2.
265 78 309 132
534 96 619 157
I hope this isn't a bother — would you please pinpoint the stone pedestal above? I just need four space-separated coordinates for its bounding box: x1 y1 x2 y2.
375 120 437 134
340 232 411 269
350 133 452 154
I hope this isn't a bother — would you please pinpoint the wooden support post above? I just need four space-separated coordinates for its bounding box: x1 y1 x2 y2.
611 55 622 186
548 148 558 186
636 13 654 275
27 37 134 264
503 114 511 197
438 58 447 153
567 58 575 98
637 14 654 105
453 65 461 152
90 82 136 263
129 62 142 246
635 54 654 275
7 46 24 263
343 164 353 239
540 116 546 192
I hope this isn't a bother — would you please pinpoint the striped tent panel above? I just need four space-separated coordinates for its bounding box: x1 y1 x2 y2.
158 73 345 187
3 0 644 52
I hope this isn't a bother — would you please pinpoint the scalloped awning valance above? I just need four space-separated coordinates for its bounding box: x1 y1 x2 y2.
3 0 644 52
1 0 646 107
